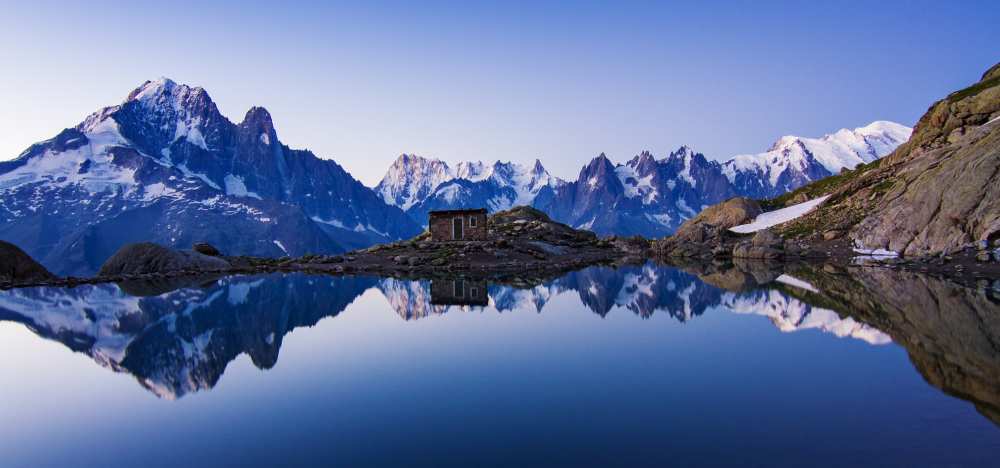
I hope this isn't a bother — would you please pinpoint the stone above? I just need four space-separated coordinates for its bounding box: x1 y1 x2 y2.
823 230 842 241
732 241 782 259
976 251 991 262
98 243 231 276
751 229 782 248
671 197 762 243
0 241 56 284
193 242 222 256
789 192 809 204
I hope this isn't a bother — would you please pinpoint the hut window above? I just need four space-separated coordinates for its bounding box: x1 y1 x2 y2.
469 216 477 228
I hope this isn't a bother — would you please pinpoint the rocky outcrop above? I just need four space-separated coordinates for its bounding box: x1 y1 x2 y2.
774 62 1000 257
732 229 783 259
0 241 56 284
677 197 761 238
98 242 231 276
652 197 760 257
337 206 619 278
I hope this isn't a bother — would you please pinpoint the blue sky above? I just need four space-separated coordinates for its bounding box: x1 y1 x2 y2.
1 0 997 184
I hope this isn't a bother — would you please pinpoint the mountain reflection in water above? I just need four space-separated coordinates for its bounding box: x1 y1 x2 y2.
0 261 998 427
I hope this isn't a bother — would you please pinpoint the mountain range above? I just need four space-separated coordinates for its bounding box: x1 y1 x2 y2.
375 121 910 236
0 78 910 274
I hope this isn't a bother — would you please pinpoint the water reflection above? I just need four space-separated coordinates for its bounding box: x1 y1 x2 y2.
1 261 998 427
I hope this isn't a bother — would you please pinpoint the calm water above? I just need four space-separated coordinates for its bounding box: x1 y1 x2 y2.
1 262 998 467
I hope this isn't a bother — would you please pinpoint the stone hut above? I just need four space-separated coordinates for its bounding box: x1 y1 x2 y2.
431 279 488 306
428 208 487 241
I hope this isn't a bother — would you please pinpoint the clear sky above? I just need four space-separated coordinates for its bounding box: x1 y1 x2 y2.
1 0 998 185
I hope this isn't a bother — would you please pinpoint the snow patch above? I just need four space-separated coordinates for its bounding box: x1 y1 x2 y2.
775 274 819 293
273 240 288 254
730 195 830 233
223 174 261 199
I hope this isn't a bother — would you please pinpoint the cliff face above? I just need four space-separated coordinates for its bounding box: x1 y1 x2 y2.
773 62 1000 256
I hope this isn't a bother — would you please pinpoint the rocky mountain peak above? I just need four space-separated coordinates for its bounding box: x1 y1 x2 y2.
240 106 276 139
532 158 546 174
126 77 213 113
583 153 615 175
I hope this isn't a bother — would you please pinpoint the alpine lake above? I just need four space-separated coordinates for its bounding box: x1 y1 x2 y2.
1 259 998 467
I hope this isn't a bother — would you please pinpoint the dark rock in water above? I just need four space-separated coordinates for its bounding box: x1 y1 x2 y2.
98 242 231 276
0 241 56 284
193 242 222 257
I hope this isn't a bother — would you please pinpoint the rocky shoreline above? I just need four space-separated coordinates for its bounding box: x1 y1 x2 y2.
651 196 1000 281
4 194 1000 291
0 206 650 290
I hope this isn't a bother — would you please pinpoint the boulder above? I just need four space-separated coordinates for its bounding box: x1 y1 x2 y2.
0 241 56 284
733 231 784 259
673 197 762 242
98 242 231 276
752 229 782 248
732 242 782 259
193 242 222 257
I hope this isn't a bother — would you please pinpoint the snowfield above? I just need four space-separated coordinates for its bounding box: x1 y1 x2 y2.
730 195 830 233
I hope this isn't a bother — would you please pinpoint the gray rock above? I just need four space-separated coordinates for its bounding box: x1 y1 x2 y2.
751 229 782 248
0 241 56 284
732 241 782 259
193 242 222 257
98 243 231 276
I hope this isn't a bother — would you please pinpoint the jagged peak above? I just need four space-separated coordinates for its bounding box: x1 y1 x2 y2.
392 153 447 166
531 158 546 174
239 106 276 144
126 77 209 106
582 153 616 176
242 106 273 126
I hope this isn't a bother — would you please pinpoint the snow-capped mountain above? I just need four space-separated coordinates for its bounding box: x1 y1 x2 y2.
374 122 910 237
722 121 912 198
375 154 453 210
535 148 739 237
0 78 421 275
374 154 565 224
